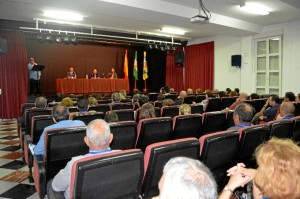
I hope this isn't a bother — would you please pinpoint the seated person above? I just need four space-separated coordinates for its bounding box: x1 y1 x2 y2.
174 90 187 105
218 91 227 98
60 97 74 107
88 97 98 106
20 96 48 125
228 92 248 110
138 94 149 106
250 93 259 100
104 111 119 123
66 67 77 79
139 103 155 120
225 88 232 95
89 69 99 79
179 104 191 115
186 88 193 95
69 96 94 119
194 90 214 111
296 93 300 103
162 99 175 107
107 67 118 79
228 103 254 130
153 157 217 199
251 95 280 124
119 89 127 100
30 105 86 155
157 93 165 102
219 138 300 199
48 119 115 199
284 91 296 103
276 102 295 120
110 92 121 104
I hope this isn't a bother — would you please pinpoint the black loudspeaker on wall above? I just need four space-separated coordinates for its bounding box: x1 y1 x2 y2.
175 52 184 65
231 55 241 68
0 37 7 55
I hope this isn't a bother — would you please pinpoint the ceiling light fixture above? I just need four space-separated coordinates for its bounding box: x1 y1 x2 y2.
43 10 83 21
161 27 186 35
239 3 270 15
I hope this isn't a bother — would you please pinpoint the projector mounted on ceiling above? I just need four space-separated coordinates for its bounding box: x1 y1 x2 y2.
190 15 209 23
191 0 211 24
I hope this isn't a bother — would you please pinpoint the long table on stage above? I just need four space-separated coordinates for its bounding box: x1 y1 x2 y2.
56 78 130 94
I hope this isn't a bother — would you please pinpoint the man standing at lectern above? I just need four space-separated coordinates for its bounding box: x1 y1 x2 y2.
28 57 40 95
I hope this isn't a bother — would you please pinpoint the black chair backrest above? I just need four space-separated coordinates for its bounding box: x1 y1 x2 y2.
73 112 104 125
294 103 300 117
195 95 206 103
111 103 133 110
269 120 294 139
142 138 200 199
221 97 236 110
202 111 227 135
237 124 269 167
136 117 173 152
206 98 221 112
109 121 137 150
88 104 110 114
253 99 267 113
45 127 89 181
148 93 159 102
199 131 239 188
172 114 203 139
70 149 144 199
183 95 196 104
25 108 52 135
292 116 300 143
31 115 55 144
161 106 179 118
21 103 35 117
154 107 161 117
98 99 112 104
68 107 79 113
114 109 134 121
153 101 162 108
226 110 235 129
164 94 177 101
190 104 204 114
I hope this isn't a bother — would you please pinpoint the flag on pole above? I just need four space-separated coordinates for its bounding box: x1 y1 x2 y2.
123 49 128 79
143 51 148 80
133 51 138 80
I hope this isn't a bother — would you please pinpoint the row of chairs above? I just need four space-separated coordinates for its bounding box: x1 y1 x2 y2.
29 121 277 199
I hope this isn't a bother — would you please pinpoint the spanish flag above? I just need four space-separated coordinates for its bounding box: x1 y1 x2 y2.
143 51 148 80
133 51 138 80
123 49 128 79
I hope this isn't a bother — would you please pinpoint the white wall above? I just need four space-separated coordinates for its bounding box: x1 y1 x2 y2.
188 35 241 91
189 19 300 96
262 20 300 95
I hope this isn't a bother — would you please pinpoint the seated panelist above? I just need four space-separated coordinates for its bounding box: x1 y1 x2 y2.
89 69 99 79
66 67 77 79
107 67 118 79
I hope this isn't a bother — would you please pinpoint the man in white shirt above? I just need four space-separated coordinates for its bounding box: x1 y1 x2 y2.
47 119 114 199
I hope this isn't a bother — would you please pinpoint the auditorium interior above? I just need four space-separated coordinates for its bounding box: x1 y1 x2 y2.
1 0 300 198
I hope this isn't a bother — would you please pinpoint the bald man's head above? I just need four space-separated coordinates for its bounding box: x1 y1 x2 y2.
280 102 295 116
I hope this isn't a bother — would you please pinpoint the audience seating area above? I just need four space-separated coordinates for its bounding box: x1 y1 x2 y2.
14 92 300 198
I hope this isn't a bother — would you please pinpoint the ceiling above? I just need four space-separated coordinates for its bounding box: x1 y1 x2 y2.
0 0 300 42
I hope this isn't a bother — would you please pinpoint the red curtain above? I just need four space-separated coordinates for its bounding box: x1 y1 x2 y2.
165 51 183 92
184 41 214 91
0 30 28 119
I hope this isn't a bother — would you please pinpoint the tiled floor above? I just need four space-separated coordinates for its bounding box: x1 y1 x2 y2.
0 119 39 199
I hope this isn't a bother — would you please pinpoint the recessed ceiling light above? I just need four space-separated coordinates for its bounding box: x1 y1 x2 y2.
239 3 270 15
43 10 83 21
160 27 186 35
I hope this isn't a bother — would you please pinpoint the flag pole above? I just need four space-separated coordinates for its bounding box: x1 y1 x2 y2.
144 80 147 92
134 79 137 89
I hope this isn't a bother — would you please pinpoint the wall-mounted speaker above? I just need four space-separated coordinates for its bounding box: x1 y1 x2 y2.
231 55 241 68
0 37 7 55
175 52 184 65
